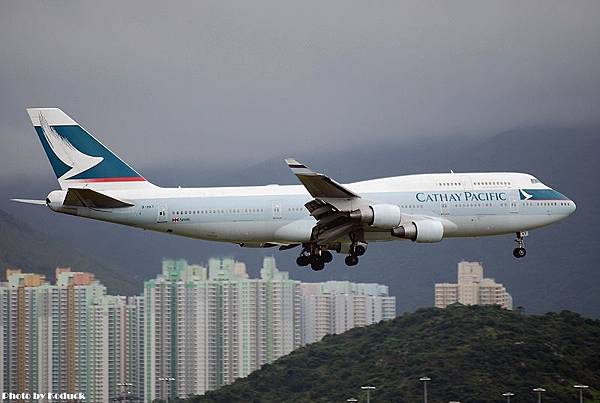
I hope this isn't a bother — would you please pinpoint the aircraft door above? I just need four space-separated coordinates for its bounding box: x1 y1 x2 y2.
272 202 282 219
441 203 450 216
157 205 169 223
509 193 519 213
461 176 473 190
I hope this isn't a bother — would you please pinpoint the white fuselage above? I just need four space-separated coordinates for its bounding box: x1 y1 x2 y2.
47 171 576 247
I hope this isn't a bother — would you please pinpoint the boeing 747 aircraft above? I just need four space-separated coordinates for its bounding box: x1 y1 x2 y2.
14 108 576 271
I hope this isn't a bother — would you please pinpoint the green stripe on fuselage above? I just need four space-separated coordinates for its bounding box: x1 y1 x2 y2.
519 189 568 200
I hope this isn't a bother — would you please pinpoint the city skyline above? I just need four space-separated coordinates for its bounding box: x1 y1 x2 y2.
0 256 396 402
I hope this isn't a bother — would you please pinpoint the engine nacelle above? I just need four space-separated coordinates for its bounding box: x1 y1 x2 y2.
391 219 444 243
350 204 402 229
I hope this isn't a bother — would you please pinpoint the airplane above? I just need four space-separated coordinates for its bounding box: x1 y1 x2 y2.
13 108 576 271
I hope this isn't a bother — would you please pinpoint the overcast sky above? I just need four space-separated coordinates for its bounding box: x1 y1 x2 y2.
1 1 599 182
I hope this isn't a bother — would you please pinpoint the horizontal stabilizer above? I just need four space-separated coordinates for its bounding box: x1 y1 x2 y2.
64 188 134 209
11 198 47 205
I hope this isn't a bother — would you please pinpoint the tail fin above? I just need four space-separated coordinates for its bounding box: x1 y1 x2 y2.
27 108 155 190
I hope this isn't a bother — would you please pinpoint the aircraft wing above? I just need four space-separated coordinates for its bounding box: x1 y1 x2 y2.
285 159 365 245
285 158 360 199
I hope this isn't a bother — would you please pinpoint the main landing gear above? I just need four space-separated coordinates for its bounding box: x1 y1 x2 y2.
296 246 333 271
344 242 365 267
296 241 367 270
513 231 528 258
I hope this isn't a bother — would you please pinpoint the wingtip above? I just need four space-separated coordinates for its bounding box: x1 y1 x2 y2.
285 158 308 169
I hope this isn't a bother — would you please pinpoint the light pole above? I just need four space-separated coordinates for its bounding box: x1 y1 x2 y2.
533 387 546 403
361 385 376 403
158 377 176 403
502 392 514 403
419 377 431 403
574 384 589 403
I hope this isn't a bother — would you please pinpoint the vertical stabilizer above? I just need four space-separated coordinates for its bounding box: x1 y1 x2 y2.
26 108 156 190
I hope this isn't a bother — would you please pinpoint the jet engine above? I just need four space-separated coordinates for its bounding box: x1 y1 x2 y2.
391 219 444 243
349 204 402 229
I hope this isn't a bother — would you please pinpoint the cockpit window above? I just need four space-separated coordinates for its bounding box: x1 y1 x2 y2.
530 178 540 184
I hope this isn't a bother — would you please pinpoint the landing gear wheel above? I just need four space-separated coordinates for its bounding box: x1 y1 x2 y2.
296 255 310 267
345 255 359 266
513 247 526 258
353 245 366 256
309 254 325 271
311 259 325 271
321 250 333 263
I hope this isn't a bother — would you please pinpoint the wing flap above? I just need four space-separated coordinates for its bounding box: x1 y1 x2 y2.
302 199 358 245
64 188 134 209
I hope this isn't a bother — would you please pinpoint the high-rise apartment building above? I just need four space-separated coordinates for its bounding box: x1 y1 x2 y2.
0 270 47 396
0 268 144 403
88 295 145 402
435 261 513 309
123 295 145 401
144 256 302 401
300 281 396 345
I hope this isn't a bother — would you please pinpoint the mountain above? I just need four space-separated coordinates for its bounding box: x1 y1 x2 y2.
1 127 599 316
191 305 600 403
0 208 139 294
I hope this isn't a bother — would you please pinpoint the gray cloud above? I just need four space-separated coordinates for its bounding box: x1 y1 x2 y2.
1 0 599 181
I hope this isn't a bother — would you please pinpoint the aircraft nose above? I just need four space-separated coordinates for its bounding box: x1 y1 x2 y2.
569 199 577 214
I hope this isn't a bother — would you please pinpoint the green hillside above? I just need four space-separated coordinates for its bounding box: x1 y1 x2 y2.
192 305 600 403
0 208 139 294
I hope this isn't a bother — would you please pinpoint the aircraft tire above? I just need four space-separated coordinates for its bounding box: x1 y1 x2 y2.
311 260 325 271
353 245 366 256
513 247 526 258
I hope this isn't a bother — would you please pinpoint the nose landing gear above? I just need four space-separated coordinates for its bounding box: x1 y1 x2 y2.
513 231 528 258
